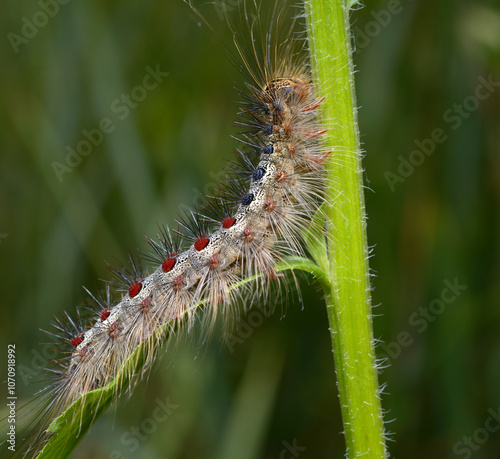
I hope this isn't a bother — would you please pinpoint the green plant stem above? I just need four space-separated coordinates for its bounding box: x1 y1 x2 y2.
305 0 387 457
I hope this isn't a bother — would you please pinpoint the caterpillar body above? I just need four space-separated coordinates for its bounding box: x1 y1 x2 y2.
3 1 330 456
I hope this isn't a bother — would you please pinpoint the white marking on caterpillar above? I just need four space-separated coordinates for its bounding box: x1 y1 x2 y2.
2 1 331 456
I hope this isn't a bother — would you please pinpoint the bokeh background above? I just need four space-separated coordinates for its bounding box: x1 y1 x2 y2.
1 0 499 458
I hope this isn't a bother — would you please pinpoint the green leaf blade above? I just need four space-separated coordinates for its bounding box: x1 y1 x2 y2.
303 203 329 273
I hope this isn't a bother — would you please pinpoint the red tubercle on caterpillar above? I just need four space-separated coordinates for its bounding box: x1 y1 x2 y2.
243 226 254 243
275 169 287 183
222 217 236 229
264 198 275 212
129 281 142 298
141 297 152 312
172 274 184 290
194 236 209 251
209 253 220 270
108 321 119 339
70 333 84 348
162 257 176 273
100 309 110 322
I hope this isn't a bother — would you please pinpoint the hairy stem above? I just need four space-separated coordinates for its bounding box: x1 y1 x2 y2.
305 0 387 457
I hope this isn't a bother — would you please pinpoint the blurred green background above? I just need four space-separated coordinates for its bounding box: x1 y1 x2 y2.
1 0 499 457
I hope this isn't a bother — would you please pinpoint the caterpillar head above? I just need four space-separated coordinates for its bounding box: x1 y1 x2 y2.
263 77 311 104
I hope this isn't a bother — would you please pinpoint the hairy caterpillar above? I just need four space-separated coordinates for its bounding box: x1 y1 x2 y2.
2 1 331 456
